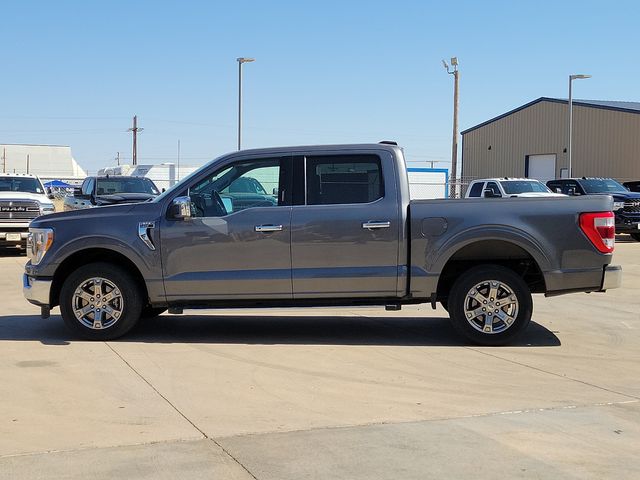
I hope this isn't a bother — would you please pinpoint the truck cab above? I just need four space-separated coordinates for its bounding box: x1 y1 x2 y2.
63 175 160 211
466 178 563 198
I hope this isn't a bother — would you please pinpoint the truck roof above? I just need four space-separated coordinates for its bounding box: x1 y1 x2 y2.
233 143 403 156
470 178 542 182
0 173 40 178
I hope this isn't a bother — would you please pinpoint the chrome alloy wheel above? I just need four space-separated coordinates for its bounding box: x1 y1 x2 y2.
72 277 124 330
463 279 519 334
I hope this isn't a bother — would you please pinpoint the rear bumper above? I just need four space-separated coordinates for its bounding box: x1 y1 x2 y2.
601 264 622 291
23 274 51 307
544 264 621 296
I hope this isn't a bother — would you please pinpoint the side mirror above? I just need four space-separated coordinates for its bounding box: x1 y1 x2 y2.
554 188 562 194
567 187 576 196
73 187 82 197
169 196 192 220
272 188 279 196
483 188 500 198
46 187 55 199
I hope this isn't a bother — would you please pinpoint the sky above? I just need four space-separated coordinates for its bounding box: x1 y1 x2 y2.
1 0 639 174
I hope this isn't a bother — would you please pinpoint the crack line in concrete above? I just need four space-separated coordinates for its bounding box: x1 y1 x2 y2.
211 398 639 441
104 342 260 480
466 346 640 401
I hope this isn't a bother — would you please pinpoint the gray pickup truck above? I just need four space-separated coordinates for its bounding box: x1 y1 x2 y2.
23 143 621 345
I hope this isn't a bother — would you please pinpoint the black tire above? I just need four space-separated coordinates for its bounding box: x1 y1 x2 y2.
59 262 144 340
630 233 640 242
448 265 533 346
141 306 167 319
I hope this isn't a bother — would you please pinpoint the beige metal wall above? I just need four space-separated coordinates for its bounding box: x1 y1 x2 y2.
461 101 640 181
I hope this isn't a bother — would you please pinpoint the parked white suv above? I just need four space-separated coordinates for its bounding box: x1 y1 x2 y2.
466 178 565 198
0 174 55 248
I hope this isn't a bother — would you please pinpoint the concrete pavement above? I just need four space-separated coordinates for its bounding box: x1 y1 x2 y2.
0 242 638 478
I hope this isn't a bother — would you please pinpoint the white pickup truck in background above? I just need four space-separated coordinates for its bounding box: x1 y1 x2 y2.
466 178 565 198
0 173 55 249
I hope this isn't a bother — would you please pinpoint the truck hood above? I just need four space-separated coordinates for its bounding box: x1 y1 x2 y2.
587 192 640 202
95 192 157 205
0 191 52 205
29 201 161 229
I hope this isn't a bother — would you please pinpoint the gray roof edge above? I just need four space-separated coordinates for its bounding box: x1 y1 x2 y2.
461 97 640 135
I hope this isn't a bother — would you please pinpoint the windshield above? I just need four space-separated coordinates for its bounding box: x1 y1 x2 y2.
501 180 551 194
0 176 44 194
580 179 628 194
96 177 159 195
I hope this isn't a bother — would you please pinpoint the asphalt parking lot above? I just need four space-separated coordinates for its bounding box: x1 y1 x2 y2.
0 240 639 479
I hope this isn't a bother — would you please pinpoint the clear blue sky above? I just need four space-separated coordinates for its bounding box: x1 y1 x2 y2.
1 0 638 174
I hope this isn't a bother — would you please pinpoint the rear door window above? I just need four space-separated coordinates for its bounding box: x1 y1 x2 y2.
467 182 484 197
305 155 383 205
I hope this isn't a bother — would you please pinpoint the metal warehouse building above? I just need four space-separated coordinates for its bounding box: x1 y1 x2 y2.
0 143 86 180
461 97 640 183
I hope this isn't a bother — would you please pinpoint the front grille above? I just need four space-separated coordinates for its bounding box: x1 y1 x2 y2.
623 201 640 214
0 200 40 221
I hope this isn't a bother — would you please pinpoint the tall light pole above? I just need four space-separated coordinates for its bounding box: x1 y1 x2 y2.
237 57 255 150
568 74 591 177
443 57 459 198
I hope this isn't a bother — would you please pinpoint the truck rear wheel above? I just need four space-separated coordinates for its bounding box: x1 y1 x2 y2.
59 262 143 340
448 265 532 346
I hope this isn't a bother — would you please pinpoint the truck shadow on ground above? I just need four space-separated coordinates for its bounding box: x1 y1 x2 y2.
0 314 561 347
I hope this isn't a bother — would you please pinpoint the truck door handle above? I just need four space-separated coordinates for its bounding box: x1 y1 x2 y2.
362 221 391 230
255 224 283 233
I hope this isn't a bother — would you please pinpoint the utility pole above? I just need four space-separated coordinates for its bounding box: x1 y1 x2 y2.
443 57 459 198
116 151 120 166
128 115 144 165
2 148 5 173
26 154 30 174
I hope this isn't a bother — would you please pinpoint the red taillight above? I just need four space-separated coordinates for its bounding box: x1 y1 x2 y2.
579 212 615 253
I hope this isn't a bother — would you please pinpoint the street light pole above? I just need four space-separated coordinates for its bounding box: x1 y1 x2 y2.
237 57 255 151
567 74 591 177
443 57 459 198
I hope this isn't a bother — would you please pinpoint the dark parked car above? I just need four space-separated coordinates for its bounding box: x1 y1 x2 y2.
63 176 160 211
623 181 640 193
547 178 640 241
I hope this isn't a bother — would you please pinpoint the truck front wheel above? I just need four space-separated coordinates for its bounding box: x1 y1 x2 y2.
448 265 532 346
59 262 144 340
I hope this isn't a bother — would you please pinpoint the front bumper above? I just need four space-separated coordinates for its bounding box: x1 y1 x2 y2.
0 231 29 242
601 264 622 291
614 213 640 233
23 274 52 307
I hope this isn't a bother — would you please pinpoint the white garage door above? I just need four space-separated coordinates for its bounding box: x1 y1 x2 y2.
527 154 556 183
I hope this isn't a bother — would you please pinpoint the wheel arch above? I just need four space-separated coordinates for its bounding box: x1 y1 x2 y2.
50 247 149 308
435 237 547 301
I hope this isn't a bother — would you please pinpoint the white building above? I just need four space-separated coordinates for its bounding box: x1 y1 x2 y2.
0 144 86 180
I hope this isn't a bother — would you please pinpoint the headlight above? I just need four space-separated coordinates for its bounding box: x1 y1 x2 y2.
28 228 54 265
613 201 624 211
40 203 55 215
